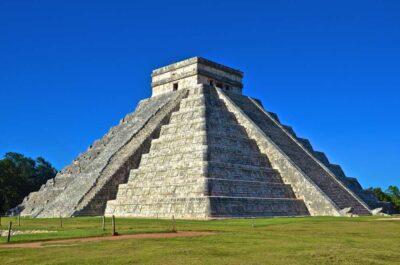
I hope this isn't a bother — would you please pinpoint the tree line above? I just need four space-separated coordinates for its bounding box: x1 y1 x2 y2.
0 152 57 213
367 186 400 211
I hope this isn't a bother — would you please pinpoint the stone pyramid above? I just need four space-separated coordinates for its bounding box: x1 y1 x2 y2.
17 57 394 218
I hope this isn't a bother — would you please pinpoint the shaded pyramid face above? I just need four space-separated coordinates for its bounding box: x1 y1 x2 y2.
17 57 396 218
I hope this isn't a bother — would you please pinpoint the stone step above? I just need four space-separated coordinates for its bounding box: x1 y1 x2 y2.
206 179 296 198
179 97 226 110
138 157 207 172
297 138 314 152
156 127 250 145
206 111 239 123
160 121 206 136
122 175 205 189
207 122 253 135
141 144 270 169
150 132 258 152
207 161 282 182
115 184 206 200
127 167 206 183
160 118 207 135
180 96 206 105
207 146 271 167
160 123 248 139
282 125 296 137
139 149 207 167
209 197 309 217
118 178 292 200
129 161 282 183
313 151 330 166
168 114 236 127
106 196 308 218
48 176 72 187
206 133 259 150
151 131 207 149
148 144 207 157
107 196 209 206
179 99 224 111
129 165 205 175
105 197 209 219
180 100 225 111
328 164 347 179
161 116 241 134
169 107 206 123
169 106 237 124
114 194 207 203
149 138 260 156
108 196 305 206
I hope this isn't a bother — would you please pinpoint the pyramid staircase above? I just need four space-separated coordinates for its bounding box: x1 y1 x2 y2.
105 87 309 218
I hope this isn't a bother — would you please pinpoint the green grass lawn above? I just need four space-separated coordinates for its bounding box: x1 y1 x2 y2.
0 216 399 265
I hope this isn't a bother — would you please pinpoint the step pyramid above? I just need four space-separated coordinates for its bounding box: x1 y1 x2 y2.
16 57 395 218
105 87 309 218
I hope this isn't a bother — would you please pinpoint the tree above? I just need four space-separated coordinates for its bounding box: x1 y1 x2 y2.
387 185 400 197
386 185 400 210
0 159 22 213
368 187 391 202
0 152 57 213
368 185 400 212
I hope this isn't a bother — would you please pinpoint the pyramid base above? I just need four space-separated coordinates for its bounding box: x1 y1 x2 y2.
105 196 309 219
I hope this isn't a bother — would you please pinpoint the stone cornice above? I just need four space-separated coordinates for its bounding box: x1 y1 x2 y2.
151 68 243 88
151 57 243 78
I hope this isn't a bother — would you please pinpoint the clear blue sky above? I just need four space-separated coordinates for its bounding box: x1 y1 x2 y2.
0 1 399 189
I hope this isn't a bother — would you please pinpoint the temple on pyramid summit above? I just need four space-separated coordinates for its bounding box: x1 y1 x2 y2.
16 57 396 218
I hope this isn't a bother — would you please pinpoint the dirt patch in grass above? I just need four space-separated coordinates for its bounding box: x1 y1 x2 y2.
375 218 400 221
0 231 214 249
0 230 56 236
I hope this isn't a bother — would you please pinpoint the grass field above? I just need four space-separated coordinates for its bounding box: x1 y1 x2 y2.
0 216 399 265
